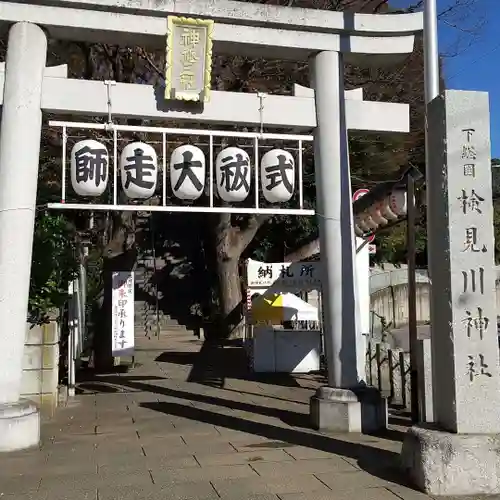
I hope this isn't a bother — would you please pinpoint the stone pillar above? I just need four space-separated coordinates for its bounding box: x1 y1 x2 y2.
415 338 433 423
0 22 47 451
402 91 500 495
308 51 386 433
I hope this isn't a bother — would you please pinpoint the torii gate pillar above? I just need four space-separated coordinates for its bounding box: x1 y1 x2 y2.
0 22 46 451
310 50 386 433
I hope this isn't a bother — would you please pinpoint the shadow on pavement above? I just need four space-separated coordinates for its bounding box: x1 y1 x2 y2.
77 374 311 429
77 371 407 438
75 366 410 488
140 399 410 489
219 386 310 406
156 341 318 390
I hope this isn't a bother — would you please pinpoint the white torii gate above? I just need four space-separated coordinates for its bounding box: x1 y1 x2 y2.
0 0 422 450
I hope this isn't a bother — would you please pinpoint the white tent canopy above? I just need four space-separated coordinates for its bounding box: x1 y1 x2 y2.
279 293 319 322
251 292 319 323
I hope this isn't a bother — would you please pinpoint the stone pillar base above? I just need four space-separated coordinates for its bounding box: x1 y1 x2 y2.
310 386 387 433
401 425 500 496
0 400 40 452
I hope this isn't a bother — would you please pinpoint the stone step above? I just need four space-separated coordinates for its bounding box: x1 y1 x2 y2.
134 314 183 326
132 298 192 331
134 313 183 325
134 308 170 320
144 321 185 329
134 327 194 335
137 262 167 271
163 320 183 327
142 318 184 328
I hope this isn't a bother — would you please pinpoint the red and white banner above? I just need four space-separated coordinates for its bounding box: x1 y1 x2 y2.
111 271 135 356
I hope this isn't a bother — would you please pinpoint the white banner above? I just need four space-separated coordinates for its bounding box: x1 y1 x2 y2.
246 259 322 291
111 271 135 357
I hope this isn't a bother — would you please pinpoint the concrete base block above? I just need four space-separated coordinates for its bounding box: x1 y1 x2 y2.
310 386 387 433
0 400 40 452
401 425 500 496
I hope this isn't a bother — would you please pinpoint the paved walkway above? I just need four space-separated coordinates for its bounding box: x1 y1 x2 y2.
1 331 443 500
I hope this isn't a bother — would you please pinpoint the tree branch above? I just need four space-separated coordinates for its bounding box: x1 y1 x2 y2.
235 215 271 255
284 237 320 262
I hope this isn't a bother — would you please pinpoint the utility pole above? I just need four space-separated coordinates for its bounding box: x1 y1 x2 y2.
424 0 440 105
423 0 440 424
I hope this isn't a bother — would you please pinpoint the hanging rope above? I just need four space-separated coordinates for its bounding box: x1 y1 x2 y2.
257 92 267 138
103 80 117 130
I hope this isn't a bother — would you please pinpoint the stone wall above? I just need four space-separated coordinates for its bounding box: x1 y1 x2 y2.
370 265 430 294
370 281 500 334
370 282 431 333
307 282 432 335
21 320 60 416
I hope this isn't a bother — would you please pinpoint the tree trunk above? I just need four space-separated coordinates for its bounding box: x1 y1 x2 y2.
211 212 242 340
284 237 320 262
211 213 269 340
215 255 243 339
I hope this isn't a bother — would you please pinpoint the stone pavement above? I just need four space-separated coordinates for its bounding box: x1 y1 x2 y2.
0 331 465 500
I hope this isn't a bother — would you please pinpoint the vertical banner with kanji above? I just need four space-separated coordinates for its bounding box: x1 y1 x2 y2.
111 271 135 357
165 16 214 102
427 90 500 433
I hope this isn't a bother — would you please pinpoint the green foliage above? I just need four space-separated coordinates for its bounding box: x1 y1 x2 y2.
248 214 318 262
492 158 500 198
242 30 425 265
249 160 318 261
29 213 78 323
491 159 500 263
370 219 427 266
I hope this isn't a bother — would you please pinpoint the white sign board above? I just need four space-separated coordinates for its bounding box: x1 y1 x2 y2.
111 271 135 356
165 16 214 103
247 259 322 291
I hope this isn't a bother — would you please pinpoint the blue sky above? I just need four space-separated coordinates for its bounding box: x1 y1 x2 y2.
439 0 500 157
391 0 499 157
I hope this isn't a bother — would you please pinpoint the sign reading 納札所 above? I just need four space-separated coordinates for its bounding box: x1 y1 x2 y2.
111 271 135 357
165 16 214 103
246 259 322 292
